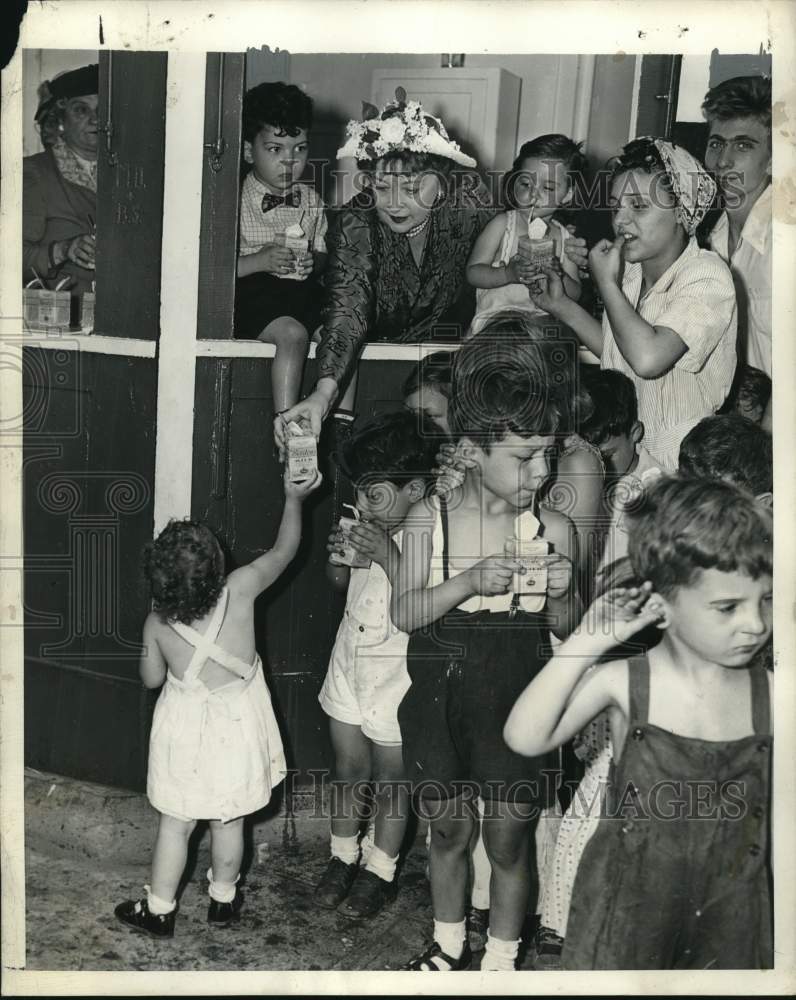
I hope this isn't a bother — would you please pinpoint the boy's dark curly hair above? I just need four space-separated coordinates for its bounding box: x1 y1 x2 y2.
449 313 566 448
678 414 772 496
401 350 454 400
242 82 313 142
578 367 639 445
143 519 226 625
720 364 772 421
504 133 587 209
339 409 443 491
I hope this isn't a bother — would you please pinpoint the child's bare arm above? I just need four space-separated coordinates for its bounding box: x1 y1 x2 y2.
561 271 582 302
232 468 322 599
504 586 662 755
530 269 604 356
139 614 167 689
466 215 514 288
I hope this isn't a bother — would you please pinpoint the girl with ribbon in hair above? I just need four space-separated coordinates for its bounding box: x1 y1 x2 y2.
529 137 737 471
23 64 99 295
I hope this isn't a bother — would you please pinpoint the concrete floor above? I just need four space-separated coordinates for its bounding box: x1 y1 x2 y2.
21 768 546 973
24 833 541 972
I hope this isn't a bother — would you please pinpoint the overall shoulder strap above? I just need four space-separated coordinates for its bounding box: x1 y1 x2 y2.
439 493 450 582
627 655 650 724
749 667 772 736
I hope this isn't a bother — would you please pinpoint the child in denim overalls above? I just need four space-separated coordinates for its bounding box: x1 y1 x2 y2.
506 476 773 969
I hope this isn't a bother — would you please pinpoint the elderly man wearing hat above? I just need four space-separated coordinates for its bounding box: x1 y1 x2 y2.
23 63 99 295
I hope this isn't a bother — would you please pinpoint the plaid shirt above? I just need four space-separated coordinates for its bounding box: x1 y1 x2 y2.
238 173 328 256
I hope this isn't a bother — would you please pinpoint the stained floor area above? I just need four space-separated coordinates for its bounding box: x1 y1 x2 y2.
25 834 542 971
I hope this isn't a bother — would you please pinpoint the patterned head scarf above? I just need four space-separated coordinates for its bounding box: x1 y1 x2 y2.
644 137 717 235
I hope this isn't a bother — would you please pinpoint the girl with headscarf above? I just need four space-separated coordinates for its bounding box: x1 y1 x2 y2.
529 137 737 470
23 63 98 295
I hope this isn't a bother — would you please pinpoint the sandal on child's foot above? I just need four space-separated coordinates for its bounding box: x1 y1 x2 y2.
114 898 175 939
208 888 244 926
337 868 397 919
314 857 358 910
467 905 489 952
406 940 472 971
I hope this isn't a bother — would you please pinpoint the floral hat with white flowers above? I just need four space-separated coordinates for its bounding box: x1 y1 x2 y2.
337 87 477 168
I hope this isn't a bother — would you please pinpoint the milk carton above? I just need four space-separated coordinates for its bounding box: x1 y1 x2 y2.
505 536 550 595
281 222 309 281
285 421 318 483
329 504 371 569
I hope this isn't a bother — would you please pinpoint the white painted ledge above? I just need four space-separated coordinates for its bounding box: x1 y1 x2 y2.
20 331 156 358
195 340 460 360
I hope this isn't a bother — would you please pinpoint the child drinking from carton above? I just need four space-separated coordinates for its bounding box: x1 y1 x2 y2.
235 82 327 418
315 411 441 920
392 328 582 971
114 464 321 938
466 134 584 335
530 138 737 470
505 476 773 969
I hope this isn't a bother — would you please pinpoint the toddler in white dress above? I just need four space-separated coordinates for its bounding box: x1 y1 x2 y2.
115 466 321 938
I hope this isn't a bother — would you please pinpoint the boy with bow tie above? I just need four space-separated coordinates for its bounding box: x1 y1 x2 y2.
236 82 328 418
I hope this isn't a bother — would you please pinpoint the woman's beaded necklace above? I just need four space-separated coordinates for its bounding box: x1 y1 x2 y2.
405 214 431 239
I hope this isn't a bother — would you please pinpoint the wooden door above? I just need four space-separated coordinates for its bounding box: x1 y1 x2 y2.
634 55 682 140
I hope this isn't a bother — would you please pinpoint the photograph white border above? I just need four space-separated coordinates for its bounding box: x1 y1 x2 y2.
2 1 795 995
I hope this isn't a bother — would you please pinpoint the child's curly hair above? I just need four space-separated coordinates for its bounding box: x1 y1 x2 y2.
143 519 226 625
242 82 313 142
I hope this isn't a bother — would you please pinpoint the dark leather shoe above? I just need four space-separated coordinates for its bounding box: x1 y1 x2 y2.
337 868 397 918
314 857 358 909
114 898 175 939
207 888 243 926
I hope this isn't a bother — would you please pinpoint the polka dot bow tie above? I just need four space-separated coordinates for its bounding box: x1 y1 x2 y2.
261 190 301 213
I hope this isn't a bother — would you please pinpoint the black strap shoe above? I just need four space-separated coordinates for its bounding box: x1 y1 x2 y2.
208 888 243 926
337 868 397 918
314 856 358 910
114 897 175 939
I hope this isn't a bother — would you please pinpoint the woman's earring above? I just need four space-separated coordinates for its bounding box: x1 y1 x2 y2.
58 123 65 133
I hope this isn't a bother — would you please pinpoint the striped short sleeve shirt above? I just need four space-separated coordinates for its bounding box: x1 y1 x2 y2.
601 238 737 470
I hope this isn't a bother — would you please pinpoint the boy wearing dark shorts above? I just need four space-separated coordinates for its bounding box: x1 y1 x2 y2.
236 82 327 417
392 327 581 971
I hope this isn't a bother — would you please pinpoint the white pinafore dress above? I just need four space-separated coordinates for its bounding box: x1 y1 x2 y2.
146 587 287 823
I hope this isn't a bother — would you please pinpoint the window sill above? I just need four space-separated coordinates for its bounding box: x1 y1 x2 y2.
21 330 157 358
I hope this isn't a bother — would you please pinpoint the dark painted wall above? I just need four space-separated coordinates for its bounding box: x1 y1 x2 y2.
24 350 157 789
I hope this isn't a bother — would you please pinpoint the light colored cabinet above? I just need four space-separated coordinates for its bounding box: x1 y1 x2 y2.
371 67 521 172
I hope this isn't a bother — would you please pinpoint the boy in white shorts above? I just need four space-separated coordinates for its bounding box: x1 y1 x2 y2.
316 409 441 918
